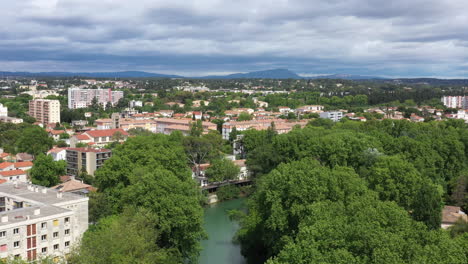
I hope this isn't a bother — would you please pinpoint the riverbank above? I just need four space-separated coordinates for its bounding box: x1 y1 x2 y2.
199 198 247 264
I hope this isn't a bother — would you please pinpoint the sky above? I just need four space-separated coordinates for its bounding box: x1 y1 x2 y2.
1 0 468 78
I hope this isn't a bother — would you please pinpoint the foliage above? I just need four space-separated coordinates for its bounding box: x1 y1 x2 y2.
94 134 205 261
216 185 240 201
238 112 253 121
29 154 66 187
73 207 181 264
16 126 53 156
205 158 240 183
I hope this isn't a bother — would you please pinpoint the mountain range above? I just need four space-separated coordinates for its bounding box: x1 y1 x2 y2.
0 69 386 80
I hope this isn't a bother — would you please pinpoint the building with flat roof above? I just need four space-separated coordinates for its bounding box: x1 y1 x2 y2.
67 87 123 109
65 148 112 176
0 182 88 261
28 99 61 125
319 111 343 122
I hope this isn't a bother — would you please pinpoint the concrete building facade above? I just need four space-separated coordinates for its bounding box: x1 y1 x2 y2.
0 182 88 262
28 99 61 125
67 88 123 109
65 148 112 176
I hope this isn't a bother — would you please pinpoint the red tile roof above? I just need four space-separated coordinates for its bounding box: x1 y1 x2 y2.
0 169 26 177
0 179 7 184
0 153 11 159
49 130 66 135
0 162 14 169
84 128 128 138
76 134 91 140
14 161 33 168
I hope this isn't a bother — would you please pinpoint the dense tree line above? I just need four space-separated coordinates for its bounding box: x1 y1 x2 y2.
70 134 206 263
235 119 468 263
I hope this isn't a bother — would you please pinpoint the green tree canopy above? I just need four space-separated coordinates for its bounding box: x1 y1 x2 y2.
29 154 66 187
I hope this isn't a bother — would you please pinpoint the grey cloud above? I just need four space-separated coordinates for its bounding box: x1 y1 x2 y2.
0 0 467 77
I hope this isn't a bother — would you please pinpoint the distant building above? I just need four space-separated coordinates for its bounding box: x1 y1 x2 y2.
47 148 67 162
0 182 88 261
441 96 468 109
65 148 112 176
0 116 23 124
67 88 123 109
128 100 143 108
0 103 7 117
319 111 343 122
28 99 61 125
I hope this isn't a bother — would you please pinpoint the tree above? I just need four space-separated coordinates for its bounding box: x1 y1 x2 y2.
29 154 66 187
411 183 443 229
93 135 205 261
111 131 125 143
216 185 240 201
16 126 53 157
238 112 253 121
74 207 181 264
205 158 240 183
189 120 203 137
365 155 423 209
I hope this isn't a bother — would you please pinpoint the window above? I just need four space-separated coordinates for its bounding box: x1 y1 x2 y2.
0 231 6 238
41 235 47 241
53 244 59 251
65 229 70 235
41 222 47 229
13 228 19 235
65 217 70 224
64 241 70 248
53 219 59 227
41 247 47 253
53 232 58 238
13 241 19 248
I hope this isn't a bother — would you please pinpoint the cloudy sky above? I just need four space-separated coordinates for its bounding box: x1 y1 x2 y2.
1 0 468 77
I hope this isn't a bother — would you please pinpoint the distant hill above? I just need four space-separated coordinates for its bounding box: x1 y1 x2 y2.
311 74 388 80
202 69 302 79
0 71 181 78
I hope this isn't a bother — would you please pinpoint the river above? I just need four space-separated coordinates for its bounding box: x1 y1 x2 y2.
199 198 247 264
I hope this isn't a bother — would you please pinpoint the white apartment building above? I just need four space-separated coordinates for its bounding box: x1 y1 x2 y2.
441 96 468 109
320 111 343 122
67 88 124 109
0 103 7 117
0 182 88 262
28 100 61 125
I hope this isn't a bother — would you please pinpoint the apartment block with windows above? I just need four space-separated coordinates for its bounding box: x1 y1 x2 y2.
66 148 112 176
67 87 123 109
28 99 61 125
0 182 88 262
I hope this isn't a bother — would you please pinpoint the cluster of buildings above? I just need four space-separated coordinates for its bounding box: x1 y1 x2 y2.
67 88 123 109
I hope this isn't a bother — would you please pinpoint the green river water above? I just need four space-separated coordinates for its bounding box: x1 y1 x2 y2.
199 198 247 264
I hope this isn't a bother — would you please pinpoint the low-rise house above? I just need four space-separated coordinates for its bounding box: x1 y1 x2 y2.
441 206 468 229
0 163 14 172
70 129 128 147
52 178 96 196
0 169 27 182
157 110 174 118
278 106 292 114
193 111 203 120
47 148 67 161
410 113 425 122
15 153 33 162
14 161 33 171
